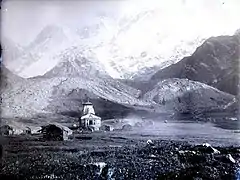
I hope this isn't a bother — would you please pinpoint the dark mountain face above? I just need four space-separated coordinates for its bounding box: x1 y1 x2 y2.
151 34 240 95
47 88 134 120
0 65 24 91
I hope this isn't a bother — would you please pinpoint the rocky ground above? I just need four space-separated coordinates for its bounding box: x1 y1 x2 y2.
0 129 239 180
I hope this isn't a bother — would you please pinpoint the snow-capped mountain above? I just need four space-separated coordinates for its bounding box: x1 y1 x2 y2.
5 25 82 77
151 33 240 95
1 57 236 121
3 6 210 79
93 10 206 79
27 25 69 51
40 46 109 78
143 78 235 114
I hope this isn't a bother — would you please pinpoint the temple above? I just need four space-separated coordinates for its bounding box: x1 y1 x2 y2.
80 101 101 131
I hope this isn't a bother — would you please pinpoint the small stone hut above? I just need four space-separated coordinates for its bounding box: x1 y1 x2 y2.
0 125 14 136
100 124 114 131
40 123 72 141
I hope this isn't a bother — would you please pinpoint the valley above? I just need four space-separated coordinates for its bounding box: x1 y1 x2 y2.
0 2 240 179
0 121 239 180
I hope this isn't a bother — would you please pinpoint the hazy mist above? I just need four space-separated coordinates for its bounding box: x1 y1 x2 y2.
1 0 240 46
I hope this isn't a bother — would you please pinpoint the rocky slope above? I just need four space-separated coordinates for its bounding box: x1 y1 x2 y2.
143 78 235 114
1 59 236 121
0 49 153 119
0 65 25 93
151 34 240 95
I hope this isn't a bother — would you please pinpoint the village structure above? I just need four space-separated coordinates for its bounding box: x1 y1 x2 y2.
0 125 14 136
80 101 102 131
0 100 114 141
40 123 73 141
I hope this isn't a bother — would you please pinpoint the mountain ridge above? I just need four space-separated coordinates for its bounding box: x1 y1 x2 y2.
0 54 154 119
144 78 236 114
150 34 240 95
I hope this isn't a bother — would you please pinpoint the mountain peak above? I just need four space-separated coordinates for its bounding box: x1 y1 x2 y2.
42 46 108 78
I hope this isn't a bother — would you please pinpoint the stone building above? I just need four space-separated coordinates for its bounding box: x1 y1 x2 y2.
40 123 72 141
0 125 14 136
80 101 101 131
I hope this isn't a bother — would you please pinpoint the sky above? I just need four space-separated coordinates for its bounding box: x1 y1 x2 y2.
1 0 240 46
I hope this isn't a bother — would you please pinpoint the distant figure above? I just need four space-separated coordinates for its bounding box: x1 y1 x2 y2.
178 97 181 103
162 98 166 105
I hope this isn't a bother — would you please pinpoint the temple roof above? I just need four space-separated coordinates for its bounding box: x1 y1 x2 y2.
81 113 101 120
